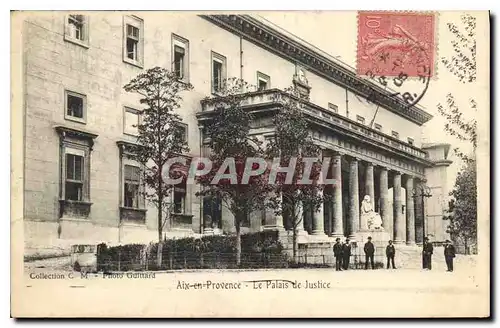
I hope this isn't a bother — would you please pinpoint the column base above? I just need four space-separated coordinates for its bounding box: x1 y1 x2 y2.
311 230 326 236
262 225 286 232
393 239 405 245
406 241 416 246
330 233 345 240
295 229 308 236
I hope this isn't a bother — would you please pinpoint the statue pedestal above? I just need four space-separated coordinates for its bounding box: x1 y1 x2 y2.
353 229 391 248
203 228 223 236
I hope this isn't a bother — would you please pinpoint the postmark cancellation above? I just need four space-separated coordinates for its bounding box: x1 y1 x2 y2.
357 11 437 78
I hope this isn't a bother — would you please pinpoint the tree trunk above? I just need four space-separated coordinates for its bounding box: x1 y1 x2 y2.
292 204 300 264
235 217 241 266
157 185 163 267
157 241 163 268
292 224 298 264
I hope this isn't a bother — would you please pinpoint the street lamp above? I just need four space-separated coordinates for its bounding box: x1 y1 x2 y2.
412 184 432 268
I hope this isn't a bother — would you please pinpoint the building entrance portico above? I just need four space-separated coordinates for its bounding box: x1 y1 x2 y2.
199 88 439 252
285 150 422 248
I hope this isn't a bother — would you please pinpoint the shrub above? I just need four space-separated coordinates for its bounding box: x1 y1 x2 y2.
97 243 146 272
97 231 286 271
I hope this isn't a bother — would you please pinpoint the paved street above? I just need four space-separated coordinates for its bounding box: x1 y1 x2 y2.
19 255 488 317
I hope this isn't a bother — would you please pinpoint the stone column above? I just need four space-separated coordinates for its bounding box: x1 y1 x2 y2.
365 163 375 200
393 172 404 244
405 175 416 245
275 192 284 229
311 188 325 236
361 162 375 230
324 197 331 236
263 191 285 231
379 167 390 231
331 153 344 238
414 179 424 245
348 158 359 240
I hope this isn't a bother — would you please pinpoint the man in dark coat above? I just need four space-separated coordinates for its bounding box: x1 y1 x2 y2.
386 240 396 269
342 238 351 270
423 237 434 270
444 239 456 272
364 236 375 270
333 238 343 271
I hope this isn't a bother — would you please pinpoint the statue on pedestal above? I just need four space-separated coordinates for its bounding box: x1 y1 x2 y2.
360 195 383 230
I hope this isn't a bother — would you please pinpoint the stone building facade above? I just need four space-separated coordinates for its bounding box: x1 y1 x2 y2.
20 12 451 248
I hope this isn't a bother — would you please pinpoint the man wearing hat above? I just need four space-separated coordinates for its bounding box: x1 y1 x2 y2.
423 237 434 270
386 240 396 269
444 239 456 272
333 237 343 271
342 238 352 270
364 236 375 270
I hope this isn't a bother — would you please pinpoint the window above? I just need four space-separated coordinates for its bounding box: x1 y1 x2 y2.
126 25 139 60
407 137 414 145
124 107 141 136
356 115 365 125
211 51 226 94
374 123 382 132
64 14 88 47
117 141 147 223
65 90 86 123
124 165 140 208
257 71 270 91
172 34 189 82
65 153 84 201
174 46 185 78
123 16 143 67
56 126 97 219
392 131 400 139
328 103 338 113
175 122 188 144
174 180 187 214
203 196 222 229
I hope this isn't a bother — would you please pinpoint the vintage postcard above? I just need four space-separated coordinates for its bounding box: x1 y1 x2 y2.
10 10 490 318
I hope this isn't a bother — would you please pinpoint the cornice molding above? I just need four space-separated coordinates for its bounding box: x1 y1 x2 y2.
55 125 98 150
197 89 434 167
200 14 433 126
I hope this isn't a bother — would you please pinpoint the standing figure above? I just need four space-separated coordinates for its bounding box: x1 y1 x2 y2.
342 238 351 270
423 237 434 270
386 240 396 269
444 239 456 272
364 236 375 270
333 238 343 271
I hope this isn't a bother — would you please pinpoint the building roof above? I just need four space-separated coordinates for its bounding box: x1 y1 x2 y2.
201 14 434 126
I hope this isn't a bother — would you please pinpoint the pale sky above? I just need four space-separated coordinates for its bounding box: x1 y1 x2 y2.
258 11 488 185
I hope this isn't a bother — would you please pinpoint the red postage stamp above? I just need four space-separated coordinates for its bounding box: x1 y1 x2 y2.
356 11 436 77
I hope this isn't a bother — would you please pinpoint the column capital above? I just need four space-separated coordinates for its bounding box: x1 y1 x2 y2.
392 170 402 176
376 164 388 171
349 156 360 163
365 161 374 167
